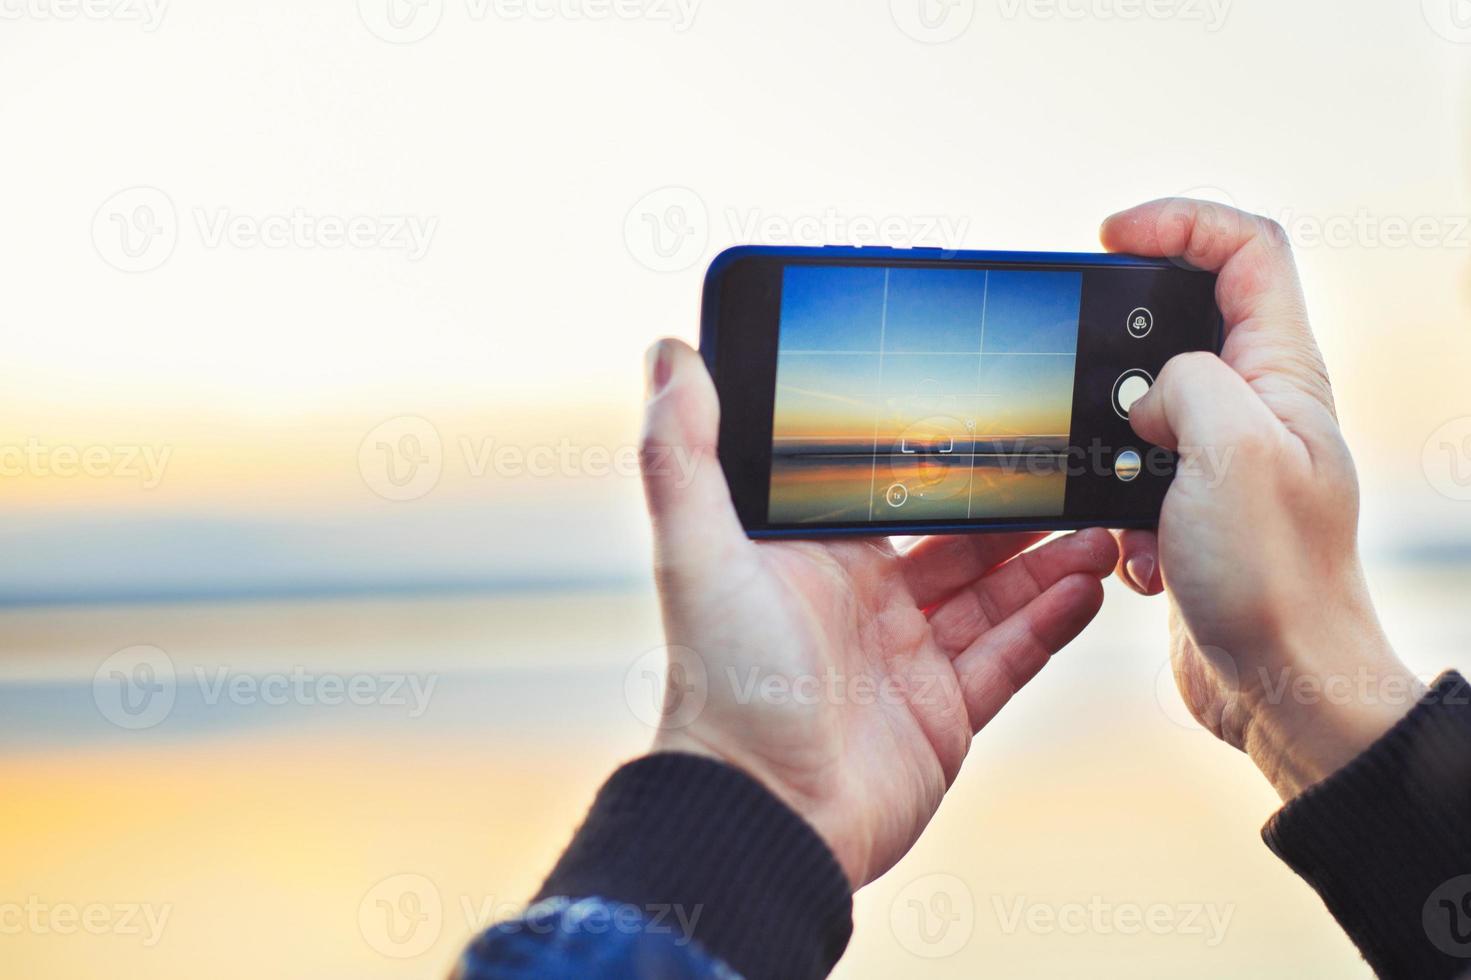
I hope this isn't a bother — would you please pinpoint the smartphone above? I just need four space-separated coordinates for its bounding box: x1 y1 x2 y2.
700 245 1223 539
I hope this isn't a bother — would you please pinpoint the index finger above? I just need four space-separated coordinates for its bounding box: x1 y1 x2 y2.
1100 197 1335 419
1100 197 1305 326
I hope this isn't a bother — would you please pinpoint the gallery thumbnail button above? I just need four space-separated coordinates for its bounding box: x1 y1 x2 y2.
1114 449 1142 482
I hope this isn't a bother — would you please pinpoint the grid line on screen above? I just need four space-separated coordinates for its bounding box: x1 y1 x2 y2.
865 268 891 521
968 271 991 519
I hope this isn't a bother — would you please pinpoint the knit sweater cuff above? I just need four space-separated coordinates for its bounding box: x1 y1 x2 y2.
1263 671 1471 980
535 752 853 980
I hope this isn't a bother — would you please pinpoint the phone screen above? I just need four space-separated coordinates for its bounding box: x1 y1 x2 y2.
703 250 1221 537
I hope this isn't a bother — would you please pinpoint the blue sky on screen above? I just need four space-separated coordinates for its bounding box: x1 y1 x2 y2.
778 265 1081 357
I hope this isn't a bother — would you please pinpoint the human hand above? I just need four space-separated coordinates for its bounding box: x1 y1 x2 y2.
638 338 1118 888
1103 198 1421 800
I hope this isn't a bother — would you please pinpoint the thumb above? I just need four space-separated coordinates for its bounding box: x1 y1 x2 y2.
641 338 748 582
1129 350 1283 456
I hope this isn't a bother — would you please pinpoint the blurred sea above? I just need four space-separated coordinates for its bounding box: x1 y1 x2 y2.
3 556 1467 979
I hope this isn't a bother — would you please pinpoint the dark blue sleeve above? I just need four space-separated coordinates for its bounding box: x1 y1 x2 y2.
1264 672 1471 980
454 753 853 980
454 896 741 980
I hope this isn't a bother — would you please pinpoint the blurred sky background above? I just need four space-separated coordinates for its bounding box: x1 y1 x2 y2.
3 1 1471 977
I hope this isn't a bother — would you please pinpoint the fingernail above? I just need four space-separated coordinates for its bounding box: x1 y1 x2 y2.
645 341 673 398
1125 554 1156 593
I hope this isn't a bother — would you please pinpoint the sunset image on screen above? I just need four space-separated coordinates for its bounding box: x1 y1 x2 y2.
768 265 1082 524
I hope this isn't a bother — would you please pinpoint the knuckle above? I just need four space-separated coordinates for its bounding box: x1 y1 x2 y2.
1257 215 1289 244
1252 216 1297 258
1185 204 1241 260
638 423 669 460
1228 423 1281 462
1159 350 1218 387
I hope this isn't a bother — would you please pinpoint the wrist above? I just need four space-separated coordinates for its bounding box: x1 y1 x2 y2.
1240 618 1421 801
650 731 866 888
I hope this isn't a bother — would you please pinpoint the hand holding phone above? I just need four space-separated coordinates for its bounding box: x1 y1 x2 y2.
1096 198 1420 801
639 334 1118 888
